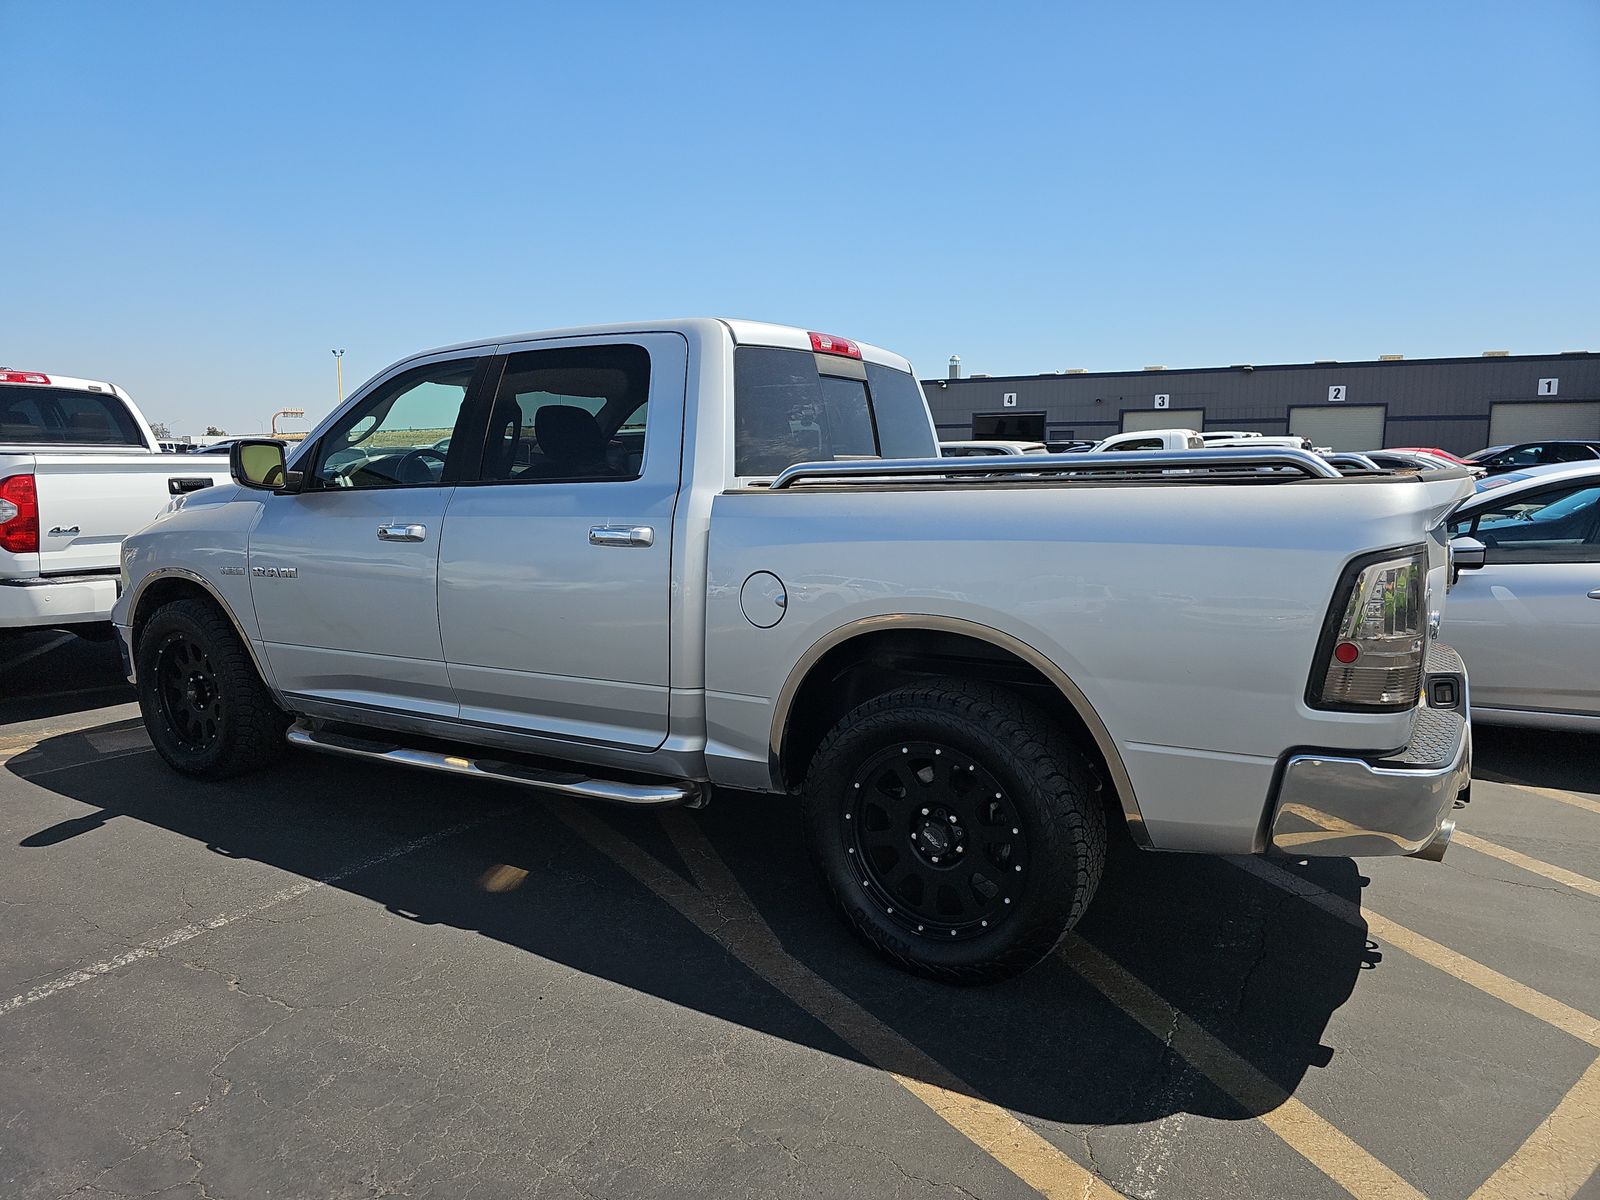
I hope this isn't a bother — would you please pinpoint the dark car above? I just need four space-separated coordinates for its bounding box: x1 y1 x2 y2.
1464 440 1600 475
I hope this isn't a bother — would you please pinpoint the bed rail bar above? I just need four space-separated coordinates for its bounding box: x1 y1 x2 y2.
765 447 1344 489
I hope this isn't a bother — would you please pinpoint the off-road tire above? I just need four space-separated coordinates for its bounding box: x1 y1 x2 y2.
135 598 288 780
803 680 1106 984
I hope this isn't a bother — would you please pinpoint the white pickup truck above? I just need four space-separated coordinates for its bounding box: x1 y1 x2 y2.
1 370 231 635
112 320 1475 981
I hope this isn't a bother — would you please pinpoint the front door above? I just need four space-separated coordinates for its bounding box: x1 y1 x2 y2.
1445 478 1600 715
250 352 492 718
437 334 685 750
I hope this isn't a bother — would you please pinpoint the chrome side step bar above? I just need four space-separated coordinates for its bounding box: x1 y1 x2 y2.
286 721 704 808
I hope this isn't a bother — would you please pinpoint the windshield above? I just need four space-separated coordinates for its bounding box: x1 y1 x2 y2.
0 385 145 447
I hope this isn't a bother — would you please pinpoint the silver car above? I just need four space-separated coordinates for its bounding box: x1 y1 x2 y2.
1444 460 1600 730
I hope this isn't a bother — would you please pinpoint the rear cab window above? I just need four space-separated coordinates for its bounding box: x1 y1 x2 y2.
733 346 934 478
0 385 145 447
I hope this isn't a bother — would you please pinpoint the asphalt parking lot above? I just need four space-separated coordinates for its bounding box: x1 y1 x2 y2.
1 630 1596 1200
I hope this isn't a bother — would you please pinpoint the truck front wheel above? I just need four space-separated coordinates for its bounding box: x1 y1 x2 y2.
135 598 288 780
802 680 1106 984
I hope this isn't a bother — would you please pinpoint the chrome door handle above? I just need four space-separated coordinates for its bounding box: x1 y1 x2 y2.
588 525 654 548
1588 589 1600 600
376 523 428 542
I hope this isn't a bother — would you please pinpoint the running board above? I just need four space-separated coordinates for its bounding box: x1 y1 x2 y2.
286 721 703 808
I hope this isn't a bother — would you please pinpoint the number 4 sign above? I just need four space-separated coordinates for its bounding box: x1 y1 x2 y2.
1328 385 1347 402
1539 378 1559 396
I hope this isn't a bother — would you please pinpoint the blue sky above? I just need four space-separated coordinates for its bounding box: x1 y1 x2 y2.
3 2 1596 436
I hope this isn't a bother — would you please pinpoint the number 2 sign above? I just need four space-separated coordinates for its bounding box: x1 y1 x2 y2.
1328 385 1347 402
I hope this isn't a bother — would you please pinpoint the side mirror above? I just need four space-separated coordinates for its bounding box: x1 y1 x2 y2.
1450 535 1486 585
230 439 300 493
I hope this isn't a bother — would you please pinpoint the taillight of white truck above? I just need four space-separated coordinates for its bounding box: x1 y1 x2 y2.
0 474 40 553
1311 545 1428 710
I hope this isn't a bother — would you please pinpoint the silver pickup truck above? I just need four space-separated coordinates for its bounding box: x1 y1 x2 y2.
112 319 1475 981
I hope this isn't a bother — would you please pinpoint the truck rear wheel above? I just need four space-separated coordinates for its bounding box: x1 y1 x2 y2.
802 680 1106 984
135 598 288 780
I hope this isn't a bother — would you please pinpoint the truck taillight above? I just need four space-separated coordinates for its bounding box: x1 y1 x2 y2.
1312 547 1427 709
0 371 51 385
808 331 862 359
0 474 40 553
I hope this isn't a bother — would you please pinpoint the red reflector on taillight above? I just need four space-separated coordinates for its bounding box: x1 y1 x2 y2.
0 371 51 385
808 332 862 359
0 474 40 553
1333 641 1360 664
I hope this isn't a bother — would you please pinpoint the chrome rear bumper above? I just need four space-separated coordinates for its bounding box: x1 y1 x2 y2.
1267 644 1471 858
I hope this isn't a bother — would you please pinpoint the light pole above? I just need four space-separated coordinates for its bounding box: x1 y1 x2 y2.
331 349 346 404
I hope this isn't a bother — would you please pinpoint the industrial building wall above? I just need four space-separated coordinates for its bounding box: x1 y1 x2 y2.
922 353 1600 454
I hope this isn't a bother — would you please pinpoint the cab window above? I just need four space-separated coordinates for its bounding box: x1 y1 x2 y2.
310 359 481 489
478 344 651 482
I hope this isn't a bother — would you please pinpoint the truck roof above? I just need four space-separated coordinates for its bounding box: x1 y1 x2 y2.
404 318 917 377
0 369 123 395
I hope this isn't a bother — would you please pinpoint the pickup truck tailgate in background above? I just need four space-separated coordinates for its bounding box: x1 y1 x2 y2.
24 455 232 575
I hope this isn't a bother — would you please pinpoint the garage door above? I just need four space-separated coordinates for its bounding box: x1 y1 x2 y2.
1122 408 1203 433
1488 401 1600 445
1290 405 1385 451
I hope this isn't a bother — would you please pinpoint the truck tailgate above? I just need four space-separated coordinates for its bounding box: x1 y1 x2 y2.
27 454 232 575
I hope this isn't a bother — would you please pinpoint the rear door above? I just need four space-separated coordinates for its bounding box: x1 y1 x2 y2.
1445 479 1600 715
436 333 686 750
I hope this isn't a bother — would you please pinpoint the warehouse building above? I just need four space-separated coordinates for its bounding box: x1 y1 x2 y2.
922 350 1600 455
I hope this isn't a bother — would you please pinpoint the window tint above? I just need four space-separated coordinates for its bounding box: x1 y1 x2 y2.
1451 483 1600 558
479 344 650 483
0 386 144 447
1108 437 1161 452
734 347 935 476
311 359 479 489
864 362 936 459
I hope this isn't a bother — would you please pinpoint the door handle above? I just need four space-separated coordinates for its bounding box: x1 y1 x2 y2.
588 525 654 548
1588 590 1600 600
376 523 428 542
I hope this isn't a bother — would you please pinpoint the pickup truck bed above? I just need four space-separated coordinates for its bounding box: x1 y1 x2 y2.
1 373 231 631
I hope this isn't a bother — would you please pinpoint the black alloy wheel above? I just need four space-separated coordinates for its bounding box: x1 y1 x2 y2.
846 741 1026 940
154 632 224 753
135 597 289 780
803 680 1106 984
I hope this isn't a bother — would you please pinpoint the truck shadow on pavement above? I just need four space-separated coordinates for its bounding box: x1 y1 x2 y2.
13 719 1378 1130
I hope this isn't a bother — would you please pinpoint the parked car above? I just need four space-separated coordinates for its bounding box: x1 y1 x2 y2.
1320 452 1386 475
1464 441 1600 475
1 369 232 635
939 440 1049 457
1090 428 1206 453
1444 460 1600 730
1366 449 1480 475
113 319 1474 982
1389 446 1473 465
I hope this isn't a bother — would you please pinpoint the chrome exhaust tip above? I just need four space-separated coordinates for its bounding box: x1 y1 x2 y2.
1410 817 1455 862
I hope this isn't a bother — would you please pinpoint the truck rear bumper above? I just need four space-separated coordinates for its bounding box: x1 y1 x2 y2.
1266 697 1471 859
0 574 119 630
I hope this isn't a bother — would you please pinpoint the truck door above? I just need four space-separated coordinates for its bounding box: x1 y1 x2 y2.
248 352 494 718
437 333 685 751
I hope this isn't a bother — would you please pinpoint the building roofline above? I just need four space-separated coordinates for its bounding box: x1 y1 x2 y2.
923 349 1597 386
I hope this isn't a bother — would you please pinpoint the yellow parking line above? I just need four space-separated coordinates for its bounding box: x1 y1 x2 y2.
554 805 1123 1200
1500 784 1600 818
1232 857 1600 1049
1468 1052 1600 1200
1067 940 1427 1200
1453 830 1600 900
